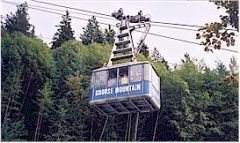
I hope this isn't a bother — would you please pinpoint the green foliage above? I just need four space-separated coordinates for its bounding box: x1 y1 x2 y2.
151 47 169 70
44 40 111 141
104 25 116 45
1 32 238 141
1 66 28 141
2 3 238 141
52 10 75 49
4 2 34 36
80 16 104 45
1 32 54 141
65 74 90 141
196 1 238 51
1 117 28 141
216 61 229 78
214 1 239 30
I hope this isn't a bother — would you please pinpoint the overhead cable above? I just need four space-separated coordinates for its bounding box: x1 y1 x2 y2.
3 0 238 53
30 0 113 17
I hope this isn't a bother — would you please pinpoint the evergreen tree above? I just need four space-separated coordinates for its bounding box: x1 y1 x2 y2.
1 67 28 141
202 67 225 141
219 57 238 140
104 25 115 45
5 2 34 36
1 32 27 141
152 47 161 62
52 10 75 49
206 62 238 141
2 30 238 141
1 32 54 141
151 47 169 70
216 61 229 78
33 80 53 141
44 98 70 141
80 16 104 45
65 74 90 141
46 41 112 141
2 117 28 141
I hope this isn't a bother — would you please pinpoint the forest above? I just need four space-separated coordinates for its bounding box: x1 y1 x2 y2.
1 1 239 141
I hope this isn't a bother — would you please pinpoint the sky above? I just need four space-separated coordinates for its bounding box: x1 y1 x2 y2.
1 0 239 69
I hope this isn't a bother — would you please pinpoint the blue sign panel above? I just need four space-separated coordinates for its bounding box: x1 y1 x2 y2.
90 81 150 101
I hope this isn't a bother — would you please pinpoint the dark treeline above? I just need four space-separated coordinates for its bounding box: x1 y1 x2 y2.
1 2 238 141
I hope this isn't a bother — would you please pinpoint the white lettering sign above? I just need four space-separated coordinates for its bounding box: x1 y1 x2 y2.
95 88 113 96
95 84 141 96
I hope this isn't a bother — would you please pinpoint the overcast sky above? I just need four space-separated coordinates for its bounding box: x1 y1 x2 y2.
1 0 239 69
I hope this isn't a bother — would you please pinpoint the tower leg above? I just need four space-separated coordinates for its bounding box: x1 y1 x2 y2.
126 112 139 141
133 112 139 141
99 116 109 141
152 110 160 141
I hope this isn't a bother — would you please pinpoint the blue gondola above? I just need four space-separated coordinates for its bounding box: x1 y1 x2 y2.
89 9 160 115
90 61 160 115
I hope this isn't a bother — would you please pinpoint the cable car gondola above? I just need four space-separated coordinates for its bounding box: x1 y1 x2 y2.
89 9 160 115
90 61 160 115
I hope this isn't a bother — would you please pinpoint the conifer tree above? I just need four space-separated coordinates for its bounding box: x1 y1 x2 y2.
65 74 90 141
52 10 75 49
2 27 239 141
80 16 104 45
1 32 54 141
104 25 115 45
5 2 34 36
216 61 229 78
151 47 169 69
152 47 161 62
1 68 28 141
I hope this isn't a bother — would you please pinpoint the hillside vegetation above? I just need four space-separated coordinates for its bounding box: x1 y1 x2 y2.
1 31 238 141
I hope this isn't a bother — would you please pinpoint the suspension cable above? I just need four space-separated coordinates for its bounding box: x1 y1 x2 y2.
150 20 202 28
3 0 238 54
30 0 113 17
